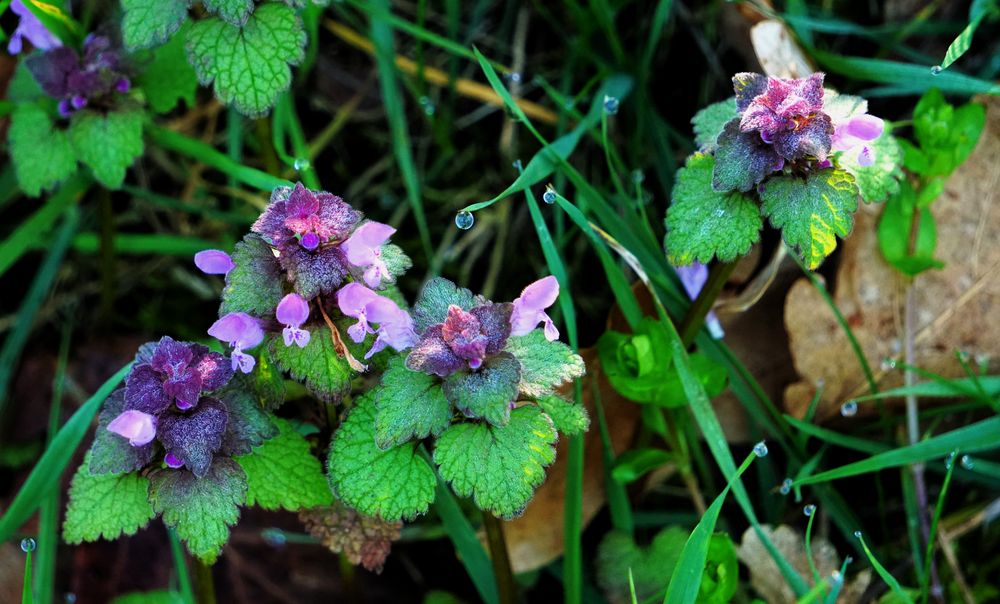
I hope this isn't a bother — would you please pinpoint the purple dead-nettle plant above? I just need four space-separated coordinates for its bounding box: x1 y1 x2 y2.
194 250 236 275
208 312 265 373
337 283 416 359
25 34 132 116
7 0 62 55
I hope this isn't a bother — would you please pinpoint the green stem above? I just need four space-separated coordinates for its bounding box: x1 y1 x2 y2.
482 513 516 604
678 260 737 347
167 530 195 604
193 560 217 604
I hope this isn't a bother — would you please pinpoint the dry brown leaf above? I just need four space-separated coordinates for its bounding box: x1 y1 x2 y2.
299 502 402 573
783 96 1000 419
750 20 815 79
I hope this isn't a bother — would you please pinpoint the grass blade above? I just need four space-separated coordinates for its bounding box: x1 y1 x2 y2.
432 468 499 604
854 375 1000 402
784 416 889 455
856 533 915 603
22 546 33 604
0 175 87 279
168 529 196 604
812 50 1000 95
70 233 223 257
938 0 998 70
0 363 131 542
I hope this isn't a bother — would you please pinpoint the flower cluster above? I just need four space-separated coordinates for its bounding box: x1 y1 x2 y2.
25 34 133 117
105 337 234 476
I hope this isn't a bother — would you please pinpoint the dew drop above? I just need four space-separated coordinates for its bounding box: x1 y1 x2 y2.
840 400 858 417
853 530 862 539
603 95 620 115
261 527 287 547
976 353 991 368
830 570 843 585
455 211 475 230
512 159 523 171
65 593 78 604
753 441 769 458
20 537 36 553
542 189 557 205
631 170 645 184
804 504 816 517
946 451 957 470
419 96 436 116
958 350 971 363
506 72 522 84
961 455 974 470
780 478 793 495
881 357 897 370
931 65 942 76
293 158 310 171
845 556 853 564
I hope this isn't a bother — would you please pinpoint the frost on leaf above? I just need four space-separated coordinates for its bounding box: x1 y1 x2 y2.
664 153 763 265
327 394 436 521
692 97 738 151
8 104 77 196
300 501 402 574
374 357 452 449
433 406 558 519
442 352 520 427
149 458 247 563
536 395 590 436
68 108 144 190
411 277 484 333
185 3 306 117
271 323 352 403
122 0 190 51
760 168 859 270
236 417 331 511
220 233 284 316
503 330 585 398
63 453 155 544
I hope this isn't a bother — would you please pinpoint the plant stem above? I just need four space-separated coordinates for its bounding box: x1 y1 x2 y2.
678 260 737 347
482 512 516 604
193 560 217 604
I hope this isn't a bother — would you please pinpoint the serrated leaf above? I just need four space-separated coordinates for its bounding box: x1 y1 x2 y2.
503 330 586 398
137 25 199 113
300 501 401 573
149 458 247 563
665 153 763 265
68 109 144 189
412 277 483 333
842 128 904 203
379 243 412 284
217 386 278 456
236 417 331 511
185 3 306 117
122 0 190 51
8 58 44 103
536 395 590 436
203 0 255 25
442 352 520 427
760 168 859 270
712 119 780 193
434 406 558 519
239 345 286 410
327 394 436 521
63 453 155 543
9 104 78 196
271 323 352 403
374 357 452 449
692 97 737 150
220 233 284 316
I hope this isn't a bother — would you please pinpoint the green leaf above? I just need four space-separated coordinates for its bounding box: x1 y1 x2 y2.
650 353 728 409
237 345 286 410
327 394 436 521
412 277 482 333
374 357 452 449
842 129 905 203
236 417 332 511
443 352 520 427
433 406 558 519
877 181 944 276
7 59 45 103
760 168 859 270
271 324 352 403
8 105 78 196
111 591 185 604
691 98 737 150
63 454 155 543
149 459 247 563
203 0 255 25
217 386 279 456
220 233 284 316
536 395 590 436
503 330 585 398
68 109 145 189
596 527 686 603
121 0 190 51
185 3 306 117
665 153 763 265
611 448 672 484
912 89 986 176
137 25 199 113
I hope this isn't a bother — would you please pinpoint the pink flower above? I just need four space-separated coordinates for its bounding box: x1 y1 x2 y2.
194 250 235 275
510 276 560 340
276 293 311 348
675 263 724 339
7 0 62 55
336 283 416 359
342 222 396 288
107 410 157 446
207 313 265 373
832 113 884 167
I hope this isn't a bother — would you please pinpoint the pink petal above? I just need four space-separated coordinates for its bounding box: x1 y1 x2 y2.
343 222 395 265
208 313 264 349
845 114 884 141
336 283 379 317
857 146 875 167
194 250 235 275
107 410 157 446
276 293 310 327
517 276 560 311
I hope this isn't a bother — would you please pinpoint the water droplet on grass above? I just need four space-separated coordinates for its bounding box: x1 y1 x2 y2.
262 528 287 547
603 95 620 115
753 441 768 457
881 357 897 370
455 211 475 230
542 189 557 204
20 537 36 552
293 158 310 171
961 455 974 470
931 65 942 75
419 96 436 116
804 504 816 517
840 401 858 417
853 530 862 539
780 478 792 495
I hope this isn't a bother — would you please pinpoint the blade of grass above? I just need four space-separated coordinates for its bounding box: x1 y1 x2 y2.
70 233 222 256
662 451 758 604
0 363 131 542
784 416 889 455
812 50 1000 95
368 0 433 262
856 533 915 603
938 0 998 70
920 452 957 603
22 546 33 604
0 175 87 279
854 375 1000 402
168 529 196 604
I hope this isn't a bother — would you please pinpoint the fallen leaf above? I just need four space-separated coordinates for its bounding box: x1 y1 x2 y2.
299 501 402 573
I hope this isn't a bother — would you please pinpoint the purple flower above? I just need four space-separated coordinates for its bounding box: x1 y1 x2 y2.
208 313 265 373
342 222 396 288
7 0 61 55
675 263 724 339
407 303 512 377
123 336 233 413
832 113 884 167
276 293 311 348
25 35 130 114
106 410 157 446
336 283 416 359
734 72 833 162
510 276 560 341
194 249 235 275
164 452 184 469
